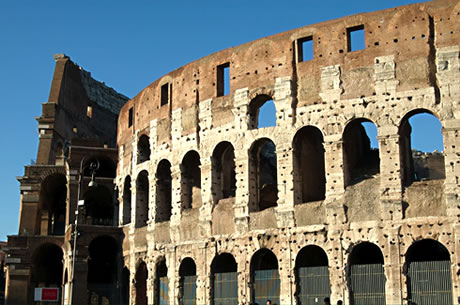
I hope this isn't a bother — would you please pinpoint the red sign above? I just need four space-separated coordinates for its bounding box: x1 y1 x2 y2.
34 288 59 302
42 288 58 301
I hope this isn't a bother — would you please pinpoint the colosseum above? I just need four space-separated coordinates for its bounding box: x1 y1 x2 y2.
5 0 460 305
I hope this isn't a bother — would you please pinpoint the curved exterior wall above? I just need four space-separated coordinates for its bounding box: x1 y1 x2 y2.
117 1 460 304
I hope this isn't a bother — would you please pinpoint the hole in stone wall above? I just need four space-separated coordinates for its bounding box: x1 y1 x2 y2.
135 170 149 228
293 126 326 203
347 25 365 52
295 245 330 304
39 174 67 235
349 242 386 305
212 141 236 204
122 176 132 225
249 138 278 212
137 135 150 164
298 36 313 62
161 83 169 106
128 107 133 127
181 151 202 210
343 119 380 187
399 111 444 185
249 94 276 129
155 159 172 223
217 62 230 97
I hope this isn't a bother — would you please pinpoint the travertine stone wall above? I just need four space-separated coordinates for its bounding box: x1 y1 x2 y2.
116 1 460 304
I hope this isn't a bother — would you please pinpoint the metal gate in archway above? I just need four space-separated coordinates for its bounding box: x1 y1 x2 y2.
407 260 452 305
297 266 331 305
213 271 238 305
253 269 280 305
158 276 169 305
350 263 386 305
181 275 196 305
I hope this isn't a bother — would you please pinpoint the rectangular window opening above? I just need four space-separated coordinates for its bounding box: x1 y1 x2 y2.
347 25 365 52
161 83 169 106
217 63 230 97
86 105 93 118
128 107 133 127
298 36 313 62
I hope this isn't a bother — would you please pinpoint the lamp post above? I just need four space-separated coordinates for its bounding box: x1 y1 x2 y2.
68 159 99 305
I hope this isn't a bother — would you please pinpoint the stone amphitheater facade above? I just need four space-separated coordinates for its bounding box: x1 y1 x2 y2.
115 1 460 304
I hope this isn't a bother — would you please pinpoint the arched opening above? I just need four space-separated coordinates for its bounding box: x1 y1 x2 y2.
179 258 196 305
137 134 151 164
135 261 148 305
406 239 452 305
249 138 278 212
211 253 238 305
399 111 444 185
31 243 63 288
120 267 130 305
349 242 386 305
39 174 67 235
87 236 119 305
155 259 168 305
122 176 132 225
249 94 276 129
293 126 326 203
343 119 380 187
181 151 202 210
156 160 172 223
83 185 114 226
135 170 149 228
295 245 330 304
212 142 236 204
250 249 280 305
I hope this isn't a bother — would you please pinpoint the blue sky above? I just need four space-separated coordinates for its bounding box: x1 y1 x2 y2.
0 0 439 240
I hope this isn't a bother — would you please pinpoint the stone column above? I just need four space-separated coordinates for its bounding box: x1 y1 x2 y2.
170 164 182 242
234 149 250 234
199 159 213 237
384 225 403 305
442 121 460 218
279 241 294 305
275 142 295 228
273 76 295 127
378 125 404 221
233 88 250 131
323 136 347 224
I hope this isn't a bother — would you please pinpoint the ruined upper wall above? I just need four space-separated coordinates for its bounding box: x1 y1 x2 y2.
37 54 129 164
117 0 459 146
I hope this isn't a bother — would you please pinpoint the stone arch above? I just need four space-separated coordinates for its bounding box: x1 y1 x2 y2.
135 170 149 228
342 118 380 187
249 138 278 212
137 134 151 164
178 257 197 305
122 175 132 225
250 248 280 305
31 243 63 287
87 235 119 304
135 260 148 305
295 245 330 304
181 150 202 210
156 159 172 223
405 239 452 305
292 126 326 204
398 109 444 185
249 94 276 129
83 184 114 225
212 141 236 204
38 173 67 235
348 242 386 305
211 253 238 305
